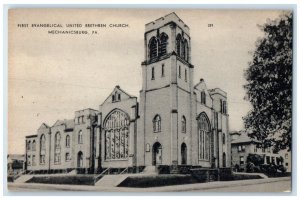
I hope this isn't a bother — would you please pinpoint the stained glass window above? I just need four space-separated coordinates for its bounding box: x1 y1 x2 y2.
198 113 210 161
104 109 130 160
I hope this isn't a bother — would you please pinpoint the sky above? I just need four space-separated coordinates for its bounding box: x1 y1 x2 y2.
8 9 285 154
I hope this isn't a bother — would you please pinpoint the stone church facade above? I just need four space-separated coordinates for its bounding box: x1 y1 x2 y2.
25 13 231 174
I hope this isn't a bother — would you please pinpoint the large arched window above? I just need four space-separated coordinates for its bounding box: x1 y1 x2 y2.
149 37 158 59
153 115 161 133
66 135 70 148
198 113 211 161
158 33 168 56
176 34 182 56
32 140 36 151
181 116 186 133
104 109 130 160
40 134 46 164
78 130 83 144
54 132 61 164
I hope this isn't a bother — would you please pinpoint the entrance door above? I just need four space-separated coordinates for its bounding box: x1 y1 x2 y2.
181 143 187 165
152 142 162 165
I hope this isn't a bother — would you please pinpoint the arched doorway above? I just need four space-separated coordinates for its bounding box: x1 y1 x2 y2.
152 142 162 165
181 143 187 165
77 151 83 168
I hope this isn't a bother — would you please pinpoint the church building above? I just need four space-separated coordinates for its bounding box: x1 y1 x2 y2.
25 13 231 174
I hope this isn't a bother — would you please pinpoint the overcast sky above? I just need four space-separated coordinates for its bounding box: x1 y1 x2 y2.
8 9 285 154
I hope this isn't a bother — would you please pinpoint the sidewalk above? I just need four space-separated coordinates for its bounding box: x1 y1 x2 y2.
7 176 291 193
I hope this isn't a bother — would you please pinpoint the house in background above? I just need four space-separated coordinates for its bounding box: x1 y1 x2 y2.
230 131 291 172
7 154 25 175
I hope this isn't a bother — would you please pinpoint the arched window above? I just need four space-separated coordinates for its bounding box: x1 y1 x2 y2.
78 130 83 144
183 40 189 61
176 34 182 56
181 116 186 133
149 37 158 59
40 134 46 164
153 115 161 133
54 132 61 164
32 140 36 151
27 141 31 151
198 113 211 161
158 33 168 56
66 135 70 148
104 109 130 160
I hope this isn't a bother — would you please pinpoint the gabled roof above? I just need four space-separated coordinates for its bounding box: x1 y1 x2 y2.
37 123 50 131
101 85 136 106
52 119 75 130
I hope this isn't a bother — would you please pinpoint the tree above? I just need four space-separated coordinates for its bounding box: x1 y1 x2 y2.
243 12 292 152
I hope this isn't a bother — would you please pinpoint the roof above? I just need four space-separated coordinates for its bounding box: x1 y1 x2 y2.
52 119 74 128
7 154 25 162
231 133 261 144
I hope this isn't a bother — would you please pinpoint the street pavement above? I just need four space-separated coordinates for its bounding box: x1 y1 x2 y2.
6 176 291 193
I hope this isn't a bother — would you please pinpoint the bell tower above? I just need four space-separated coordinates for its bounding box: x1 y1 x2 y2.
137 13 194 169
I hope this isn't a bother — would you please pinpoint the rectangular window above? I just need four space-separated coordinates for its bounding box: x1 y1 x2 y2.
40 155 45 164
254 145 257 152
151 67 155 80
65 153 71 161
238 145 242 152
161 64 165 77
185 69 187 82
240 156 244 165
32 155 36 166
27 155 31 166
220 100 223 113
266 156 270 164
242 145 246 151
178 65 181 78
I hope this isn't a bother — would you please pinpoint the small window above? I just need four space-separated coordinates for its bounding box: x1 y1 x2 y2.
32 155 36 166
220 100 223 113
266 156 270 164
178 65 181 78
242 145 246 151
112 95 115 102
32 140 36 151
27 141 31 151
223 101 227 114
27 155 31 166
161 64 165 77
238 145 242 152
201 91 206 105
181 116 186 133
118 93 121 101
222 133 226 145
184 69 187 82
65 153 71 161
78 130 83 144
146 143 150 152
151 67 155 80
66 135 70 148
240 156 244 165
254 145 257 152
